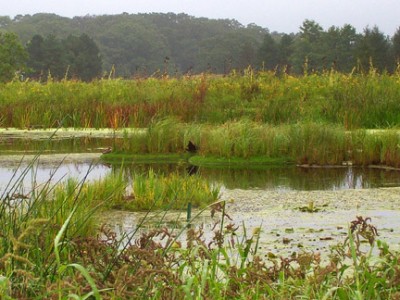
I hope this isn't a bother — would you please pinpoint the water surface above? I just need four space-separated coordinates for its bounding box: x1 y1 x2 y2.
2 131 400 257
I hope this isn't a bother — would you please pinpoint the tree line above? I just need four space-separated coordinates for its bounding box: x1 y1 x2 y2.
0 31 102 82
0 13 400 82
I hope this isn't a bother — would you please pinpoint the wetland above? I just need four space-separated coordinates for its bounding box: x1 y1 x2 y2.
2 129 400 258
2 73 400 298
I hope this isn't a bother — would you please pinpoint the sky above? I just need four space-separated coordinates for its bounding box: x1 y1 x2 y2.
1 0 399 36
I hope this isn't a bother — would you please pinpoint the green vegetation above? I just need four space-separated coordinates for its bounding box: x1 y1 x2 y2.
109 118 400 168
2 14 400 76
2 169 400 299
0 32 27 82
26 33 102 81
1 16 400 296
0 160 219 297
2 71 400 128
118 169 220 211
188 155 293 168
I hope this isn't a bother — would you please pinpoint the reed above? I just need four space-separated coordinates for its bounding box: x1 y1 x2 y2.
2 70 400 128
119 169 220 211
351 130 400 167
114 119 400 168
287 122 348 165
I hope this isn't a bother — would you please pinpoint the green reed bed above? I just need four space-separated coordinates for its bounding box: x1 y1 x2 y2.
119 169 220 211
350 130 400 168
2 70 400 128
0 76 203 128
108 118 400 168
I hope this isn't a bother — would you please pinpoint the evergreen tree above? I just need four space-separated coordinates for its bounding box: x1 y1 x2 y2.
355 26 391 72
27 33 102 81
42 35 69 79
290 20 325 73
64 34 102 81
26 34 46 78
278 34 294 70
321 25 358 72
257 31 279 70
392 27 400 64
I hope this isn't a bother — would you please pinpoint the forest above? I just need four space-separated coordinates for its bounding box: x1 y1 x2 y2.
0 12 400 81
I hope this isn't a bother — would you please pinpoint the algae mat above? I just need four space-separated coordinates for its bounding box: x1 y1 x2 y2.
102 187 400 257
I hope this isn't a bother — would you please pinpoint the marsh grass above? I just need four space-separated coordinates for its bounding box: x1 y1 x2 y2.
2 70 400 128
351 130 400 167
114 119 400 167
118 169 220 211
66 213 400 299
288 123 348 165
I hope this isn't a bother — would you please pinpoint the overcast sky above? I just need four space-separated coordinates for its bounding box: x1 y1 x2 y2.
1 0 399 35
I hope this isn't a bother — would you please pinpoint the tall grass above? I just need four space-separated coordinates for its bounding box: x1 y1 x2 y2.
351 130 400 167
116 118 400 167
2 70 400 128
122 169 220 211
0 158 218 297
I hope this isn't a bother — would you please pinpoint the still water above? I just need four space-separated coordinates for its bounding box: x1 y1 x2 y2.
1 156 400 194
2 132 400 255
1 132 400 192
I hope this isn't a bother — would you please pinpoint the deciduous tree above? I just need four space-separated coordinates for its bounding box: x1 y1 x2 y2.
0 32 27 82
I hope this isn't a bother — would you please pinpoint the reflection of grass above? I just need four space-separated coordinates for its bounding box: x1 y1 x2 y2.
101 152 189 164
0 136 114 154
189 155 293 168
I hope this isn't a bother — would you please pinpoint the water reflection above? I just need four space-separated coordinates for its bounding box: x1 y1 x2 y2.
0 154 399 193
0 130 400 192
0 136 115 154
112 163 400 191
0 162 110 195
199 166 400 190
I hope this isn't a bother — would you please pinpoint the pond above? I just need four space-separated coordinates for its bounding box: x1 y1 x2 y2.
2 154 400 193
1 130 400 257
2 128 400 191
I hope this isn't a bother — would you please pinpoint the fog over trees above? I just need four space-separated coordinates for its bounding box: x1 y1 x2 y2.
1 13 400 80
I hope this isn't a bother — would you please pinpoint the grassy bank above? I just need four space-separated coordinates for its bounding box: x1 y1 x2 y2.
2 70 400 128
107 119 400 168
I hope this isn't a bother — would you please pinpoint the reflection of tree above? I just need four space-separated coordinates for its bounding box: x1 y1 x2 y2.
198 167 400 190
